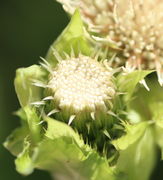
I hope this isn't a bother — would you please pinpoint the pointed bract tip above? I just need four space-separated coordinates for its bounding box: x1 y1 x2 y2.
68 115 76 125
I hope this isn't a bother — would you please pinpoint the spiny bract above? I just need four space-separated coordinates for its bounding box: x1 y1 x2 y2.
57 0 163 85
33 50 116 130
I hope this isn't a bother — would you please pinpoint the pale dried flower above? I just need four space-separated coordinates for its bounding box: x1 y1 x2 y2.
57 0 163 85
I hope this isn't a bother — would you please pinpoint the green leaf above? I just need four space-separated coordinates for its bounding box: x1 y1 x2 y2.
22 117 115 179
6 116 116 179
33 117 87 175
117 70 153 101
35 117 115 179
32 137 115 180
129 76 163 121
151 102 163 159
112 118 156 180
3 106 42 156
46 9 92 66
127 110 142 124
33 138 85 173
156 126 163 159
152 102 163 127
82 152 116 180
45 116 85 148
115 127 156 180
15 108 28 123
129 77 163 159
3 126 29 156
14 65 46 107
15 140 34 175
112 121 148 150
24 106 42 144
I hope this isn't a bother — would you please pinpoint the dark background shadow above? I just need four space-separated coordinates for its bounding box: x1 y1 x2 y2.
0 0 162 179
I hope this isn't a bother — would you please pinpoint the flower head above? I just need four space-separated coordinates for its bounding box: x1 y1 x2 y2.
34 50 115 129
48 54 115 113
57 0 163 84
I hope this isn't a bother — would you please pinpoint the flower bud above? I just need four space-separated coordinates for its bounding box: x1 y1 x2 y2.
34 51 116 143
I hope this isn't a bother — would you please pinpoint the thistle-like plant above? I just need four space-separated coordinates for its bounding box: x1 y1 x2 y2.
3 6 163 180
57 0 163 85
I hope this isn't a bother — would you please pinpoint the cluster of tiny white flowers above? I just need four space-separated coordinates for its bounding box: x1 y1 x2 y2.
57 0 114 33
48 55 115 113
57 0 163 84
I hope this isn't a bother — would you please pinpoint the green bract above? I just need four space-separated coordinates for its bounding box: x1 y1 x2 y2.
4 8 161 180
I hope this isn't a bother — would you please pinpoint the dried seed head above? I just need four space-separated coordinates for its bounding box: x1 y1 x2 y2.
57 0 163 85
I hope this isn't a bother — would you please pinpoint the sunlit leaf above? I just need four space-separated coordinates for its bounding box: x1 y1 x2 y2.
15 140 34 175
14 65 46 107
3 126 29 156
115 127 156 180
117 70 153 102
24 106 42 144
112 121 148 150
46 9 92 66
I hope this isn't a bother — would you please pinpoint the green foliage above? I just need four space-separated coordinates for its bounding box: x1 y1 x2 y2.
5 114 116 179
45 117 84 148
112 122 148 151
23 106 42 144
117 70 153 102
33 118 115 180
115 126 156 180
14 65 46 107
46 9 92 66
130 77 163 159
4 126 29 156
15 140 34 175
153 102 163 159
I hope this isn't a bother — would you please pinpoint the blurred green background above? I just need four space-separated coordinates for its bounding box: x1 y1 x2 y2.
0 0 163 179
